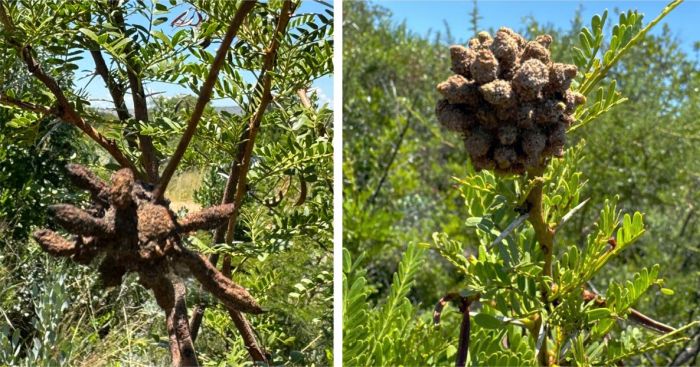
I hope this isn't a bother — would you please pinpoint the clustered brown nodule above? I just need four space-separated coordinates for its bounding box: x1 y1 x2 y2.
32 164 262 314
436 28 586 174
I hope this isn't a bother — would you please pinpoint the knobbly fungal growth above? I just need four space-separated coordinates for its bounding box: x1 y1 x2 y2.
436 28 586 175
32 164 262 314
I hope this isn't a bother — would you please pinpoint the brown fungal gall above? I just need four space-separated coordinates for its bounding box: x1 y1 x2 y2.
470 50 499 84
492 29 519 66
494 146 517 169
98 257 127 287
436 75 480 106
477 31 492 45
179 249 263 314
535 34 553 48
522 41 550 64
512 59 549 101
66 163 108 201
480 80 514 107
497 124 518 145
137 203 176 240
436 100 474 132
33 229 77 256
465 128 492 158
32 163 263 315
450 45 475 77
110 168 134 209
522 129 547 157
548 63 578 93
49 204 113 236
435 29 585 174
179 203 237 232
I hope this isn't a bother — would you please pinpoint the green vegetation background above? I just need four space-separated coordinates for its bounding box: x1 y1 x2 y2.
343 1 699 365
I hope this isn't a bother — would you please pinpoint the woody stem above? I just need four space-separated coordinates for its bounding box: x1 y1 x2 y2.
526 166 554 366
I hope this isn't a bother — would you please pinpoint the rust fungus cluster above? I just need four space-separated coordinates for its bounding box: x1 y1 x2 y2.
32 164 261 314
436 28 586 174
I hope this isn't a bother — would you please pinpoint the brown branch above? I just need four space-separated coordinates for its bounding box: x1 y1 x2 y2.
455 298 472 367
189 3 296 362
188 148 246 342
89 50 130 122
0 93 52 115
167 280 199 367
0 1 138 174
228 308 268 362
433 292 459 326
155 0 256 199
222 0 296 245
525 166 554 366
108 0 159 182
582 289 676 334
88 49 138 150
149 273 199 367
366 109 411 208
671 328 700 366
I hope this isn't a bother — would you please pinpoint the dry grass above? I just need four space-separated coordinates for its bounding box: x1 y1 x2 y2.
165 170 203 213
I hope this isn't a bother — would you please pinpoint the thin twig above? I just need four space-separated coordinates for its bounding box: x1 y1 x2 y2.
0 94 52 115
155 0 256 199
366 93 414 209
455 298 472 367
221 0 296 245
108 0 159 182
583 288 676 334
190 3 295 363
671 328 700 366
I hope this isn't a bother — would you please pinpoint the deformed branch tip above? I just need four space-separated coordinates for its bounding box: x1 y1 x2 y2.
179 249 263 314
32 229 77 256
179 203 237 232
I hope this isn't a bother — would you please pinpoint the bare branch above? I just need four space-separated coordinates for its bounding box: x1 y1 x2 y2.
89 49 130 122
0 93 52 114
155 1 256 198
228 308 268 362
108 0 159 182
222 0 297 245
88 48 139 150
555 197 590 233
583 289 676 334
456 298 471 367
189 4 296 359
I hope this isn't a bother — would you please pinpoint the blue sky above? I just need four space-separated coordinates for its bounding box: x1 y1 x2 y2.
77 1 333 110
376 0 699 57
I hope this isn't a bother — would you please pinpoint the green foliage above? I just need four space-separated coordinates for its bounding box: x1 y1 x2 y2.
343 245 455 366
343 0 471 307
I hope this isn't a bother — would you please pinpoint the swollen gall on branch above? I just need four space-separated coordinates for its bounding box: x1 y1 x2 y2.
32 164 262 314
436 28 586 175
